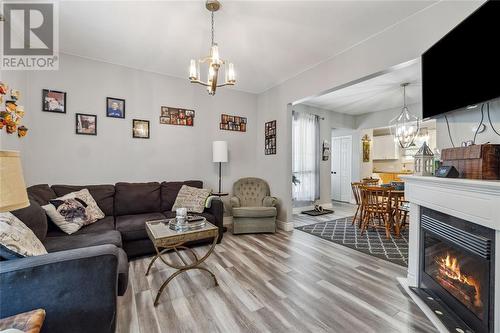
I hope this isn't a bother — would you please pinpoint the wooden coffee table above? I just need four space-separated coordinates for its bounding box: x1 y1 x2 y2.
145 219 219 306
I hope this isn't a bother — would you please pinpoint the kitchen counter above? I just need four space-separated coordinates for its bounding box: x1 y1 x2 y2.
373 170 413 183
373 170 413 174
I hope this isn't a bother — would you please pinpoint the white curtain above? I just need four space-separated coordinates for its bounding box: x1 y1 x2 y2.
292 111 320 202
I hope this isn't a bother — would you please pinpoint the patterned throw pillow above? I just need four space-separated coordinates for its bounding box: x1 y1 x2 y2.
0 212 48 259
41 189 105 234
172 185 212 214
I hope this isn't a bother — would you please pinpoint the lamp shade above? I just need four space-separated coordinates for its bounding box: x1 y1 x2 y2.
0 151 29 212
212 141 228 163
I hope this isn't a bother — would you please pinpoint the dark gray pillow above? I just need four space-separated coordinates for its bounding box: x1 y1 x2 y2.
11 199 48 242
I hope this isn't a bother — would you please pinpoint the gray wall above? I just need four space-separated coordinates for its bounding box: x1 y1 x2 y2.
255 1 483 223
1 54 258 194
436 97 500 150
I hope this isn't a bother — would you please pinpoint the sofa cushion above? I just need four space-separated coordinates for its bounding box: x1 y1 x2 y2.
160 181 203 211
115 182 161 216
43 230 122 253
117 248 129 296
52 184 115 216
115 212 166 241
0 212 48 259
46 216 115 237
232 206 277 218
172 185 211 213
11 199 48 242
27 184 57 206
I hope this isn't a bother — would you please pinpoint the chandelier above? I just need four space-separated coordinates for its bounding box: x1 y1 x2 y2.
390 83 420 148
189 0 235 96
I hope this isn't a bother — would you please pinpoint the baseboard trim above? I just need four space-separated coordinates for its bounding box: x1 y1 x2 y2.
277 220 294 231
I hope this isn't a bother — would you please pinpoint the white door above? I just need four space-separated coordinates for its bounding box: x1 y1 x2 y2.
331 135 352 202
331 138 342 201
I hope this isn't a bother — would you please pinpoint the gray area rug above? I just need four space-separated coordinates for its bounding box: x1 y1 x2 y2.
295 216 408 267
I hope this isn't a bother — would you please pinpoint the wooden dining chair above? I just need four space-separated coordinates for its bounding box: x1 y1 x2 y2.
362 178 379 185
360 186 395 239
351 182 364 227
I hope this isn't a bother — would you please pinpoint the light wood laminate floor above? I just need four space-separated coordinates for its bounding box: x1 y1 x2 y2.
116 221 436 333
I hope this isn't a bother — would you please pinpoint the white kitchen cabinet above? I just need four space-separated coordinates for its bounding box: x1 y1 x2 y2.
372 135 400 160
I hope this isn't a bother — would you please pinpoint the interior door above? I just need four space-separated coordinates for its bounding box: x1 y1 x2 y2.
340 137 352 202
331 137 341 201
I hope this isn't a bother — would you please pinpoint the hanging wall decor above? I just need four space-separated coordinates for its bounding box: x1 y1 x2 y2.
0 82 28 137
220 114 246 132
76 113 97 135
42 89 66 113
133 119 150 139
265 120 276 155
106 97 125 119
362 134 371 162
322 140 330 161
160 106 194 126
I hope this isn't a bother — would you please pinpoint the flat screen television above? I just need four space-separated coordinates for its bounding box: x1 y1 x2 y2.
422 0 500 119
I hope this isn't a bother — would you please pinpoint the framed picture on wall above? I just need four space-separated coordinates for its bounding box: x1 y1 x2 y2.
132 119 150 139
42 89 66 113
75 113 97 135
106 97 125 118
265 120 276 155
220 113 247 132
159 106 194 126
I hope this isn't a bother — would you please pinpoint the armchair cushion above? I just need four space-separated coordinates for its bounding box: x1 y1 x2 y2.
262 196 278 207
232 177 270 207
232 207 277 218
230 196 240 208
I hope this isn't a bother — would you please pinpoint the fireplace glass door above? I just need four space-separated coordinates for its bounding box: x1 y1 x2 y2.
424 233 489 321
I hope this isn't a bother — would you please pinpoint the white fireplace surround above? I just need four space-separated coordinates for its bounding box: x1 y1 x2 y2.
400 175 500 333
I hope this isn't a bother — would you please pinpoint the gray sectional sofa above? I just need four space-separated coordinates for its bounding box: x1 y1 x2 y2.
0 180 223 333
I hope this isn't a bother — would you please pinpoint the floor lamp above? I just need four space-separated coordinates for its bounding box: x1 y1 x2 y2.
212 141 228 193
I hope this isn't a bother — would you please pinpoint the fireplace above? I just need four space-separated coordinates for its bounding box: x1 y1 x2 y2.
420 207 495 333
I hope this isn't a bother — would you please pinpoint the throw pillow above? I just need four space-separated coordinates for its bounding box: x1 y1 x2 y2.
41 189 105 234
0 212 48 259
172 185 211 213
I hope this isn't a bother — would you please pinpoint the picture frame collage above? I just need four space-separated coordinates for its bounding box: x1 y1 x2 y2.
220 114 247 132
160 107 195 126
265 120 277 155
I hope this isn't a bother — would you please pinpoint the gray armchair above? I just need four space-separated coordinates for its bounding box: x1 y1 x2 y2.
230 177 277 234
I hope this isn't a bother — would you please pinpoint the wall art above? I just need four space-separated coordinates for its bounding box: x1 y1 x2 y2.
160 106 194 126
133 119 150 139
0 82 28 137
265 120 276 155
106 97 125 118
76 113 97 135
220 114 246 132
42 89 66 113
362 134 371 162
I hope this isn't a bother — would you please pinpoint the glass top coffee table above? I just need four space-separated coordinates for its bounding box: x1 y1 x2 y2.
145 219 219 306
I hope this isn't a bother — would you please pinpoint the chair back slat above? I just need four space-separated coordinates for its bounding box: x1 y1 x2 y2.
351 182 363 205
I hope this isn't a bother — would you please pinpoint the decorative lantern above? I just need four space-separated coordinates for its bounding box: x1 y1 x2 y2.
414 142 434 176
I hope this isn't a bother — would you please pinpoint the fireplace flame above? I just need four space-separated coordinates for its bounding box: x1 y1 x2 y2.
437 253 482 308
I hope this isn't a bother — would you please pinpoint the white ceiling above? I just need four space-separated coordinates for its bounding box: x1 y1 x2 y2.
59 1 435 94
303 60 422 115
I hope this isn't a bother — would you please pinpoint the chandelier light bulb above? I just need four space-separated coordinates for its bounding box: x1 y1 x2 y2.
189 60 198 80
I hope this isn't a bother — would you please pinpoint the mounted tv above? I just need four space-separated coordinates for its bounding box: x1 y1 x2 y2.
422 0 500 119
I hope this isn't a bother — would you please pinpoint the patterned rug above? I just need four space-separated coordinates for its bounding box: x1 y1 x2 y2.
295 216 408 267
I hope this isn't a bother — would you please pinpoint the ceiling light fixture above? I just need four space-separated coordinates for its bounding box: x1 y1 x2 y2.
189 0 235 96
390 82 420 148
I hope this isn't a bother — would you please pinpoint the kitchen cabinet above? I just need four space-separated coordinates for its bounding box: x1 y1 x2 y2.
372 135 400 160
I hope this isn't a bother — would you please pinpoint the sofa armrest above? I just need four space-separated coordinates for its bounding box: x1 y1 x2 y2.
204 198 223 243
263 196 278 207
230 196 241 208
0 245 120 333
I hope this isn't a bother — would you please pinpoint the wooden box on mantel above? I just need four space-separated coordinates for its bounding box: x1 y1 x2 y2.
441 144 500 180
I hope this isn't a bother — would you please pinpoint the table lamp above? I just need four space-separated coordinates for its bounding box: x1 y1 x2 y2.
212 141 228 193
0 151 29 212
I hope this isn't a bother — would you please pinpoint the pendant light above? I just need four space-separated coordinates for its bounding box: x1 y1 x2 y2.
390 83 420 148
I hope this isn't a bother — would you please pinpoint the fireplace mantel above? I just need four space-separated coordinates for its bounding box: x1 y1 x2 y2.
401 175 500 333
